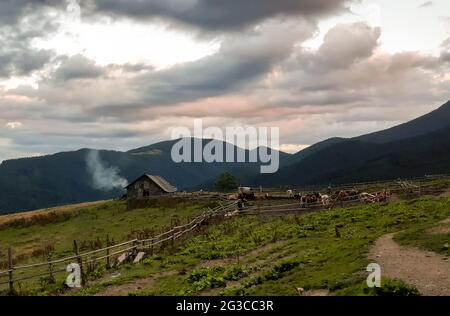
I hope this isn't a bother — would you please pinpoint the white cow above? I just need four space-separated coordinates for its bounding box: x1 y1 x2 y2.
359 192 375 203
320 194 331 206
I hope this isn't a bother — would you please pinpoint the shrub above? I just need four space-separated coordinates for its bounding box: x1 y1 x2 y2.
31 244 55 259
186 267 226 291
264 260 300 281
224 265 249 281
365 279 420 296
79 238 102 251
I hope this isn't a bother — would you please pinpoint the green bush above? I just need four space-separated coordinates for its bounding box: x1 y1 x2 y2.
365 279 420 296
224 265 249 281
186 267 226 291
265 260 300 280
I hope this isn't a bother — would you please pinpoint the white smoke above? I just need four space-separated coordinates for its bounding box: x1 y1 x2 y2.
86 150 127 191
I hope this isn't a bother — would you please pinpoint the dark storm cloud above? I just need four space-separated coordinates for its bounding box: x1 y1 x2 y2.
0 31 53 78
264 22 447 110
441 52 450 63
316 23 381 70
439 38 450 63
82 0 349 31
131 19 315 105
0 0 63 26
0 2 62 79
0 47 52 78
53 54 105 81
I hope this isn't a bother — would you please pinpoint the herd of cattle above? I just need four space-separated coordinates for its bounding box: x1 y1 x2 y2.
228 187 391 207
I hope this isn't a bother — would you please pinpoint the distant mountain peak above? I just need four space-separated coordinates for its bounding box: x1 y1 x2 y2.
355 100 450 144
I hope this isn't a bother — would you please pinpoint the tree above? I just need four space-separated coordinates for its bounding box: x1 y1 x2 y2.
214 172 238 192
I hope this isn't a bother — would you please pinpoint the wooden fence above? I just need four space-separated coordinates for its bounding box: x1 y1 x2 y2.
1 173 448 293
240 193 382 216
0 200 238 293
257 173 450 195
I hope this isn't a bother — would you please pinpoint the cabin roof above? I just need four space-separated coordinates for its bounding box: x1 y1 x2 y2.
125 174 177 193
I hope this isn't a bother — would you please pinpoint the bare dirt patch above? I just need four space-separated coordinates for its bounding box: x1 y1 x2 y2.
300 289 329 296
427 226 450 235
426 217 450 235
369 233 450 296
95 270 177 296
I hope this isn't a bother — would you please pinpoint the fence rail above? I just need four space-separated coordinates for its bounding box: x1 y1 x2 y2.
241 194 367 215
254 173 450 194
1 173 449 293
0 200 238 292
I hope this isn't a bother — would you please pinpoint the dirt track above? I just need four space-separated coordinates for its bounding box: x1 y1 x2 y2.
369 232 450 296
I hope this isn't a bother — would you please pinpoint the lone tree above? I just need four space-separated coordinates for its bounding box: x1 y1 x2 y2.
214 172 238 192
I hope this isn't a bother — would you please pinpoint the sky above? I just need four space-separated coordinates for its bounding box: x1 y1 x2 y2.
0 0 450 161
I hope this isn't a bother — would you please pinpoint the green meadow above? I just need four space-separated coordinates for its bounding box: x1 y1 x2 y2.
0 195 448 296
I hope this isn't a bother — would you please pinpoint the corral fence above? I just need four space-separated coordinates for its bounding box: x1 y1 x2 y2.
0 200 238 294
128 174 450 204
239 175 450 215
239 192 390 216
1 173 449 294
251 173 450 198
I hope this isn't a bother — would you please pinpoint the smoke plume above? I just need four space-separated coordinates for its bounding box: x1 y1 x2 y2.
86 150 127 191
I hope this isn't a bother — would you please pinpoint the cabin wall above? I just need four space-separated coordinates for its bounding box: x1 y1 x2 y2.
127 178 165 198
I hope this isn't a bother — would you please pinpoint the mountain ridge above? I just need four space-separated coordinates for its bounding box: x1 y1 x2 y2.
1 101 450 214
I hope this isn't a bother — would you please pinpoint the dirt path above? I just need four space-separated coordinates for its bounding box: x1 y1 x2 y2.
95 271 177 296
369 233 450 296
427 217 450 235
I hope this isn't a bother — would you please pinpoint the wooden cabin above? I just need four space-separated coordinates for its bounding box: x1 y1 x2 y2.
125 174 177 198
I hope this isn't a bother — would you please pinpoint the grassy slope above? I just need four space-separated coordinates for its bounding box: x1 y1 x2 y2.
0 200 208 261
1 196 448 296
0 199 210 294
76 197 449 296
394 221 450 256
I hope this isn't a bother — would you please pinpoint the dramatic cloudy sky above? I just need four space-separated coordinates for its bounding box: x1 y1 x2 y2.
1 0 450 161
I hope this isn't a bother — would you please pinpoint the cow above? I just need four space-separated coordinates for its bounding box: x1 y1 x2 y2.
255 192 268 200
320 194 331 206
374 190 391 202
300 192 321 206
333 190 359 201
287 189 294 198
359 192 375 203
238 187 256 200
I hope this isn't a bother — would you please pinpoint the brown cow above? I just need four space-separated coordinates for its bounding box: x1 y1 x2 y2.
238 187 256 200
300 192 321 206
374 190 391 202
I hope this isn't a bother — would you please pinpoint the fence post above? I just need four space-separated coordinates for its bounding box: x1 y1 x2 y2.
73 240 85 287
133 239 138 256
48 262 54 282
8 247 14 295
150 236 154 256
170 230 175 249
106 234 111 269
